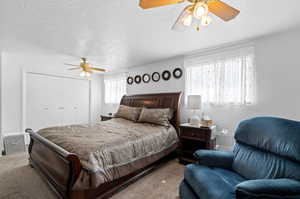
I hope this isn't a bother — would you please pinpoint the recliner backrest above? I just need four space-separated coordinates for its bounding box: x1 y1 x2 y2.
232 117 300 180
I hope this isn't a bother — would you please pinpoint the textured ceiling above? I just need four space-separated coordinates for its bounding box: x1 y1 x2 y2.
1 0 300 70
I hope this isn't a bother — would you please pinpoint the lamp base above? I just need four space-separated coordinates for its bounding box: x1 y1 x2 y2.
189 115 200 126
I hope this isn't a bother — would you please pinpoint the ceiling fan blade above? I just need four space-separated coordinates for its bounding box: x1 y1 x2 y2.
171 5 198 31
64 63 80 66
90 67 106 72
208 0 240 21
67 67 81 70
140 0 184 9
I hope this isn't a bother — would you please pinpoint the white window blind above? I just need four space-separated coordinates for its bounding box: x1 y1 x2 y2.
104 74 126 104
185 46 256 105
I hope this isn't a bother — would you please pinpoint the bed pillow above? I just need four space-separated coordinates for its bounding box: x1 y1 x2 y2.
138 108 173 126
114 105 142 122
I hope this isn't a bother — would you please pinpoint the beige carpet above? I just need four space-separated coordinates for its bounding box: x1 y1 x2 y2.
0 153 184 199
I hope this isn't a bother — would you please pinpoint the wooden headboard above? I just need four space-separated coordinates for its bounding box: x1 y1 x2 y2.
120 92 182 130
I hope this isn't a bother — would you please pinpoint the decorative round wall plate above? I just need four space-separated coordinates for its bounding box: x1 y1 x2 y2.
127 76 134 85
142 74 150 83
173 68 183 79
162 70 171 81
151 72 160 82
134 75 142 84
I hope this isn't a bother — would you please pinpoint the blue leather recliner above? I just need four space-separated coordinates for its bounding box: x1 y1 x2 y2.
179 117 300 199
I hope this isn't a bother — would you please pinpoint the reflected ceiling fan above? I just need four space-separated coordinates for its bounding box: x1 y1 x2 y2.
64 58 106 77
139 0 240 31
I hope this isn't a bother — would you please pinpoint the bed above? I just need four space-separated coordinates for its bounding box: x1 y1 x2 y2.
26 92 182 199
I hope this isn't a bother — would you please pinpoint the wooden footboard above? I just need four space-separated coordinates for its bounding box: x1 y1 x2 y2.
26 128 178 199
26 128 82 199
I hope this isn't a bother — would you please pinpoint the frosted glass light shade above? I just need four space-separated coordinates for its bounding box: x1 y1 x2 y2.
187 95 201 110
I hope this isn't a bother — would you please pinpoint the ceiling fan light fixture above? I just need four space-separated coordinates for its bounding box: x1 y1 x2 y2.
80 70 92 77
66 57 106 77
193 2 208 19
183 14 193 26
201 15 212 26
80 70 86 77
139 0 240 32
86 72 91 77
81 58 87 63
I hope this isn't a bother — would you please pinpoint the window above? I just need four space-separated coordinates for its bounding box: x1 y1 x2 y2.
104 74 126 104
185 46 256 105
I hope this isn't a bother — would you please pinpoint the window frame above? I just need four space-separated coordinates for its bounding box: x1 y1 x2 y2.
184 46 256 106
104 74 127 104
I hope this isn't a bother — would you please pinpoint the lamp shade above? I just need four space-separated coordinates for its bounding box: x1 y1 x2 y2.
187 95 201 110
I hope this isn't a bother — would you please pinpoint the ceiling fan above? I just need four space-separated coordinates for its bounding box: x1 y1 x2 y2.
139 0 240 31
64 58 106 77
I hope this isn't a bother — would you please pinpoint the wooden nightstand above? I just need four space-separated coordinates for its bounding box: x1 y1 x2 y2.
101 115 113 121
178 123 216 164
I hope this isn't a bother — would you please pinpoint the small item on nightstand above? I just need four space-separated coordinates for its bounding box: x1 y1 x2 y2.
201 113 213 127
201 120 213 127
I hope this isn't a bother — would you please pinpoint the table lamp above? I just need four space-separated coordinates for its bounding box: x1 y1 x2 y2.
187 95 201 126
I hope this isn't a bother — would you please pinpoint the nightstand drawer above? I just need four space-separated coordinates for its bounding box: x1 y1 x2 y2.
180 128 208 140
178 123 216 164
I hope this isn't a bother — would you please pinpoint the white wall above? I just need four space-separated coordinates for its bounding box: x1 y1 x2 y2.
126 56 185 95
126 56 187 119
107 27 300 150
205 27 300 134
0 52 103 138
100 56 187 116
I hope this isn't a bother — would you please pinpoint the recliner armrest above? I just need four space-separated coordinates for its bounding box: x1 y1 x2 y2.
236 179 300 199
194 150 233 169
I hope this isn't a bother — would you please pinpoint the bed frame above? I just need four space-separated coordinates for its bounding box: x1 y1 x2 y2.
26 92 182 199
